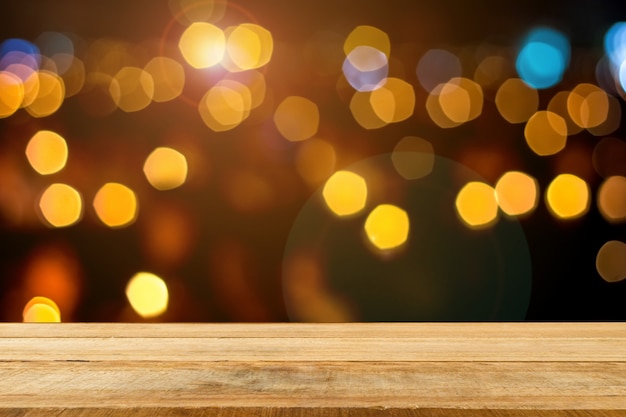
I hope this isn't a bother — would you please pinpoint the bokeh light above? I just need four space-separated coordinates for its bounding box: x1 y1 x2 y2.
516 27 570 89
369 77 415 123
38 183 83 227
524 110 567 156
349 90 387 129
437 77 483 124
25 130 68 175
274 96 319 141
416 49 462 92
343 25 390 58
567 83 609 129
588 94 621 136
23 301 61 323
426 83 462 128
364 204 409 251
547 91 583 135
604 22 626 68
495 171 538 216
199 80 251 131
474 56 514 93
495 78 538 123
455 181 499 228
322 170 367 216
545 174 589 219
93 182 138 228
0 71 24 117
22 296 61 322
144 57 185 103
597 176 626 223
25 70 65 117
592 137 626 178
0 38 40 70
596 241 626 283
125 272 169 318
342 46 388 91
57 55 85 98
224 23 273 72
143 147 188 190
391 136 434 180
295 138 337 187
110 67 154 112
178 22 225 69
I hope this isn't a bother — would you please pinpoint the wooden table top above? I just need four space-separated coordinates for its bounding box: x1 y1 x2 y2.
0 323 625 416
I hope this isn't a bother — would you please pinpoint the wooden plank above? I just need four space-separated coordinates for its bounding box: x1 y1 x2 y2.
0 324 624 415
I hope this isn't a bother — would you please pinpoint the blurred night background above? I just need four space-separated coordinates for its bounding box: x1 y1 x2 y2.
1 0 625 322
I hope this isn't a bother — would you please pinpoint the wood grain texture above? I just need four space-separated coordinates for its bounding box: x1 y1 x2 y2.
0 323 625 416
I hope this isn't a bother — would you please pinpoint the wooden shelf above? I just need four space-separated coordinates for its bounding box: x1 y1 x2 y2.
1 323 625 416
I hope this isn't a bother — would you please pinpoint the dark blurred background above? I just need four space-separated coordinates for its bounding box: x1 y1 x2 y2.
1 0 625 322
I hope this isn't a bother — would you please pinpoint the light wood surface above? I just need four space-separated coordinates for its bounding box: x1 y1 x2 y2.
0 323 625 416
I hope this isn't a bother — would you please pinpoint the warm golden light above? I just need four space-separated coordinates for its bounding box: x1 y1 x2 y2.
93 182 138 228
474 56 512 91
198 81 251 131
426 84 461 129
143 147 188 190
350 90 387 129
596 240 626 283
455 182 499 228
110 67 154 112
25 130 68 175
168 0 226 26
343 25 390 58
567 83 609 129
369 77 415 123
545 174 589 219
144 57 185 103
39 183 83 227
322 170 367 216
364 204 410 250
125 272 169 318
495 78 538 123
295 139 337 186
23 302 61 323
0 71 24 118
25 70 65 118
274 96 320 141
58 55 85 98
22 296 61 323
588 94 621 136
437 77 483 124
224 23 273 71
597 176 626 223
524 111 567 156
391 136 434 180
548 91 583 135
178 22 225 68
495 171 538 216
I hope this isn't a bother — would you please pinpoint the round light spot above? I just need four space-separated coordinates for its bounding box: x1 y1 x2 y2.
495 78 538 123
391 136 434 180
126 272 169 318
344 25 390 58
25 70 65 117
416 49 462 93
178 22 225 69
516 27 570 89
369 77 415 123
567 83 609 129
495 171 538 216
524 111 567 156
110 67 154 112
364 204 409 250
23 303 61 323
93 182 138 228
198 81 251 132
0 71 24 117
39 183 83 227
144 57 185 103
322 171 367 216
596 241 626 283
143 147 188 190
597 176 626 223
455 182 499 228
274 96 319 141
295 139 336 186
23 296 61 320
26 130 68 175
342 46 388 92
224 23 273 71
437 77 483 124
547 91 584 135
349 90 387 129
545 174 589 219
